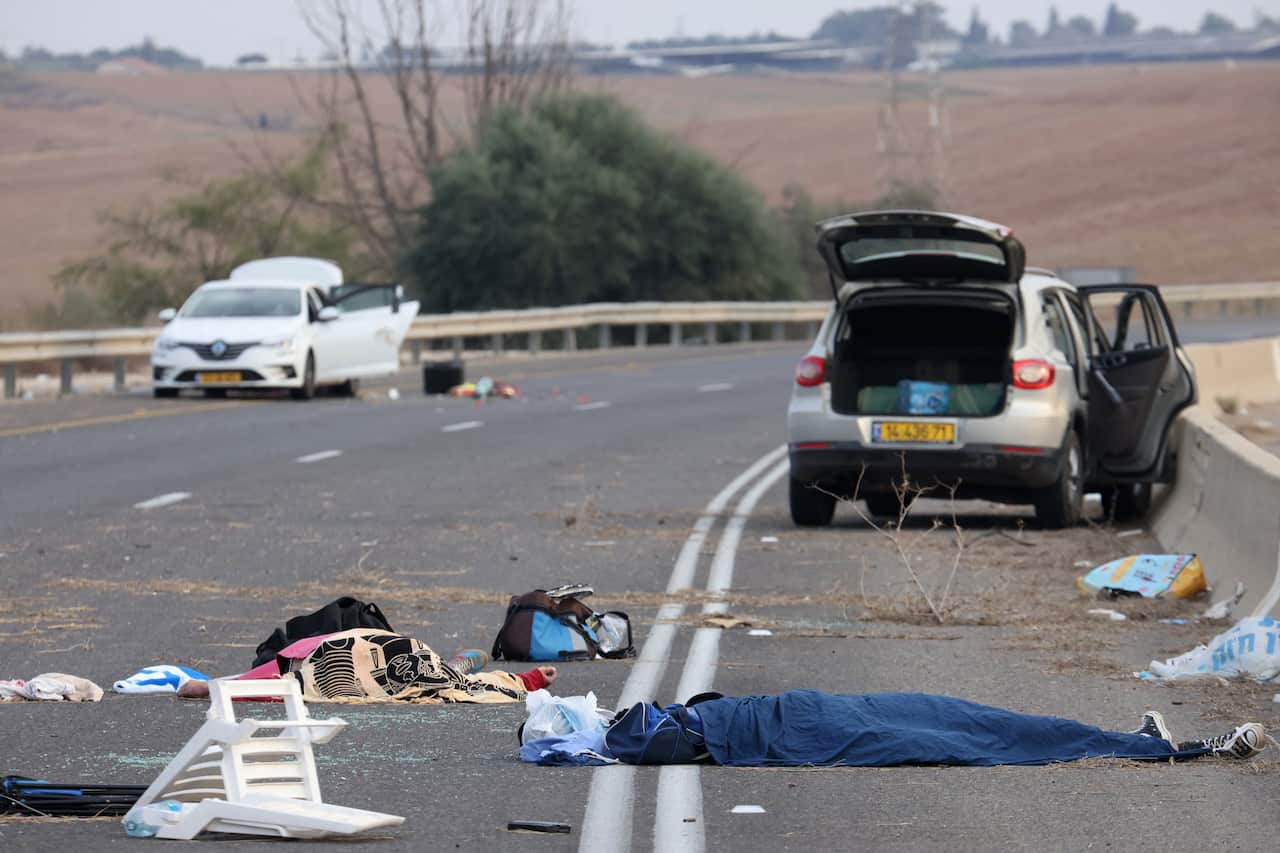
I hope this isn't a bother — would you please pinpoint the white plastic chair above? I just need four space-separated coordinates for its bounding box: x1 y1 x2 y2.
122 678 404 840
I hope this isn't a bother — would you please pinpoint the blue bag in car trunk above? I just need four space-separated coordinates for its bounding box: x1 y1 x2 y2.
897 380 949 415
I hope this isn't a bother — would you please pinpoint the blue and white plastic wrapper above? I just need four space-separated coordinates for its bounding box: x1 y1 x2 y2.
1137 615 1280 681
521 690 608 744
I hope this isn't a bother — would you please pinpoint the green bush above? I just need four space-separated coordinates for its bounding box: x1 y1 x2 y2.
403 93 802 312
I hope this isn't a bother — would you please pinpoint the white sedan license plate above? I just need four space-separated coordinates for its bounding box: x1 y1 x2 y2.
199 372 241 385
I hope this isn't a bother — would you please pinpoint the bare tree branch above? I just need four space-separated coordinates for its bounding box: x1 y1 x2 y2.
259 0 575 281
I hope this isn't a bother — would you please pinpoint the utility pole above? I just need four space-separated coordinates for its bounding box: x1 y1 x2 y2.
876 1 911 192
921 2 948 200
876 1 948 205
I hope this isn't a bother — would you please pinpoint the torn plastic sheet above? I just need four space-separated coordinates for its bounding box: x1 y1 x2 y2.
1136 616 1280 682
1076 554 1206 599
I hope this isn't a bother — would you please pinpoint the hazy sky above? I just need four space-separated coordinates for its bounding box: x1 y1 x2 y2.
2 1 1275 65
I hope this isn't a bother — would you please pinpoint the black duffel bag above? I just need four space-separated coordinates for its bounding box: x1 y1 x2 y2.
252 596 393 668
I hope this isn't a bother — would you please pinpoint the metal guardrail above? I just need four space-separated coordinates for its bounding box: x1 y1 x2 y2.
2 285 1278 398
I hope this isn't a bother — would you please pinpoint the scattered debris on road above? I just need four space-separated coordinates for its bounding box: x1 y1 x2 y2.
1077 554 1207 599
0 673 102 702
1087 608 1127 621
1 775 145 817
1202 580 1248 621
1137 615 1280 682
112 665 207 695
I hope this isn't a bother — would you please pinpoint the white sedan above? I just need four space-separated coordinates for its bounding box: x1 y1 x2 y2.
151 257 418 400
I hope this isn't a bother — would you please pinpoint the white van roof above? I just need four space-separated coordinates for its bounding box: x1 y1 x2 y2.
229 257 343 286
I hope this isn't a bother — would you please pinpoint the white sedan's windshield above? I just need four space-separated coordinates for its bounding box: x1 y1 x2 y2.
181 287 302 318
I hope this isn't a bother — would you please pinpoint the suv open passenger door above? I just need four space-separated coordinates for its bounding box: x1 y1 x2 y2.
1077 285 1196 479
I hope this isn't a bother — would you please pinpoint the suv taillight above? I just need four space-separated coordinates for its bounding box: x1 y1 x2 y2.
1012 359 1055 390
795 355 826 387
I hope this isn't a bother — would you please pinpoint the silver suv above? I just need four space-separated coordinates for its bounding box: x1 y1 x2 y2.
786 210 1196 529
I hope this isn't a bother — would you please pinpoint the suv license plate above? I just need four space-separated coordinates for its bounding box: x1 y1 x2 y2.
872 421 955 444
199 372 242 385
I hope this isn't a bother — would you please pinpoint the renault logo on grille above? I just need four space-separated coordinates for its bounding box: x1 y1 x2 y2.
210 340 228 358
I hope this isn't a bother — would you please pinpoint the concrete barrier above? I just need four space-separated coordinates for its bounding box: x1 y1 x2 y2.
1182 337 1280 408
1153 336 1280 618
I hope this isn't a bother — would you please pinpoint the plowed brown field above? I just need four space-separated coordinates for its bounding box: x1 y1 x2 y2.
1 62 1277 329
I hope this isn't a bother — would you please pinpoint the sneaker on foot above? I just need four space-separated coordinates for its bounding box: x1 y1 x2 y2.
1181 723 1266 759
1130 710 1175 747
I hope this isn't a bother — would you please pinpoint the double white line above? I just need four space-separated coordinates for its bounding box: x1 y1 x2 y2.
578 444 790 853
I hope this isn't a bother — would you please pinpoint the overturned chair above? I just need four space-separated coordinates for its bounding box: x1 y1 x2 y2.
122 678 404 840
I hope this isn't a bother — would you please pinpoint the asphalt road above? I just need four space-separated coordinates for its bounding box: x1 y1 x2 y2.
1 342 1276 852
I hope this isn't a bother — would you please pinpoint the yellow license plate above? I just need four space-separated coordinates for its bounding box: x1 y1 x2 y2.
872 421 955 444
199 372 242 385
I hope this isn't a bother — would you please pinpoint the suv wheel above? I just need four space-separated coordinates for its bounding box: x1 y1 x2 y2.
1034 431 1083 529
790 478 836 527
1102 482 1152 523
863 492 906 520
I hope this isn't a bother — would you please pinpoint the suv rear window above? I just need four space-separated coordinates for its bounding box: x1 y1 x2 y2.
836 226 1008 281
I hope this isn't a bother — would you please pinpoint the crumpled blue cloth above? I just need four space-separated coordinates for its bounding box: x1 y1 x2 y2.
694 691 1197 767
520 730 616 766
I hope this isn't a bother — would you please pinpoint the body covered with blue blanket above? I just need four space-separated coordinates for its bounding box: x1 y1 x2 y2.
691 690 1190 767
523 690 1268 767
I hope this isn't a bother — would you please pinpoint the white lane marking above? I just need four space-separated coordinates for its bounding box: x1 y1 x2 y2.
579 444 787 853
655 766 704 851
133 492 191 510
575 401 612 411
653 459 789 853
441 420 484 433
296 449 342 464
698 383 734 393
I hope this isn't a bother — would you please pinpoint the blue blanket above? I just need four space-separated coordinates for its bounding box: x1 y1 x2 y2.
693 690 1190 767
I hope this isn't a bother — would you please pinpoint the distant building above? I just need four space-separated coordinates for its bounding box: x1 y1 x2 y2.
953 29 1280 69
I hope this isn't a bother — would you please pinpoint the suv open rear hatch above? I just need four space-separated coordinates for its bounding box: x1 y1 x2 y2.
816 210 1027 298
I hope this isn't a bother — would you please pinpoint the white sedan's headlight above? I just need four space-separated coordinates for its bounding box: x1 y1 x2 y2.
154 336 180 352
261 333 299 353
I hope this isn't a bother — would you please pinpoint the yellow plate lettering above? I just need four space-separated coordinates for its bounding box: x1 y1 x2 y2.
198 372 242 385
872 421 956 444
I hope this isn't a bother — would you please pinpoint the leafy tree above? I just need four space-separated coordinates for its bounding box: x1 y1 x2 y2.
964 7 990 44
813 3 955 45
773 185 842 300
1199 12 1236 33
1064 15 1097 37
1103 4 1139 37
1046 7 1061 35
772 180 941 299
1008 19 1038 47
403 94 800 313
52 138 362 325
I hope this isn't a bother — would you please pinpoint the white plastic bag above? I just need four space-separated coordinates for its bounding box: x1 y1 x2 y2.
521 690 608 744
1139 615 1280 681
